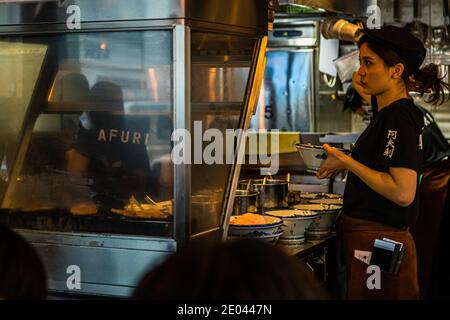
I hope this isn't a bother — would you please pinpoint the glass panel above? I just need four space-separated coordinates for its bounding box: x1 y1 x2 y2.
0 31 174 237
190 32 256 235
0 42 48 198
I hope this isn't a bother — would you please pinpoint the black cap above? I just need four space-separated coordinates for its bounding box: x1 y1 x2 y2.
359 25 426 75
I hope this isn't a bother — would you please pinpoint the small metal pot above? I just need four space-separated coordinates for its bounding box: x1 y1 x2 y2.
233 189 259 215
239 179 288 212
192 194 220 233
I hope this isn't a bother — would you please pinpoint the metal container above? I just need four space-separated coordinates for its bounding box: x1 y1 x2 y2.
321 17 363 43
265 209 319 243
192 194 220 234
293 203 342 238
239 179 288 212
233 189 259 215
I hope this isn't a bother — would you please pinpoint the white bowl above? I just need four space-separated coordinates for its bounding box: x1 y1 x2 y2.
227 230 284 245
265 209 319 239
295 144 350 173
309 198 343 205
228 214 283 237
293 203 342 233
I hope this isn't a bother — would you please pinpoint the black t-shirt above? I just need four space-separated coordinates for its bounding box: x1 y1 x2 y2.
343 98 424 228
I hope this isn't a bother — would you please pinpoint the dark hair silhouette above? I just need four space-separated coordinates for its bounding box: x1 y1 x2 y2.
0 224 47 299
358 38 450 105
133 239 329 300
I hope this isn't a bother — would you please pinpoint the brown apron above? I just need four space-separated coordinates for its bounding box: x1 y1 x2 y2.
341 215 419 300
411 159 450 298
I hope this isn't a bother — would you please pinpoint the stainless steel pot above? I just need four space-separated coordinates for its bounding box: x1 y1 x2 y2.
238 179 288 212
192 194 220 233
233 189 259 215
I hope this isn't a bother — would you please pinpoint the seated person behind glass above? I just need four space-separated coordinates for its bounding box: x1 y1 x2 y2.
66 81 151 203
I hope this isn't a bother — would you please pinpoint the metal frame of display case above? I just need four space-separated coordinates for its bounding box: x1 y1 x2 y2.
0 0 268 297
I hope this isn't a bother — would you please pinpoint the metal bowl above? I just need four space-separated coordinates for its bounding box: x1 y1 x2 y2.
295 144 350 173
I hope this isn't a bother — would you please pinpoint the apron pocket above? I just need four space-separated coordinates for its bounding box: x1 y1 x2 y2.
348 257 402 300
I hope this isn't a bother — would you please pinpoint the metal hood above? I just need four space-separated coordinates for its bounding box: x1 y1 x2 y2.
280 0 377 17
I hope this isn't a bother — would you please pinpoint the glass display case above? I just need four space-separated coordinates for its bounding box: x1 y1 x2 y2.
0 0 267 297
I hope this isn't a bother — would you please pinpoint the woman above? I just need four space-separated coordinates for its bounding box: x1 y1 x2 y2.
317 25 449 300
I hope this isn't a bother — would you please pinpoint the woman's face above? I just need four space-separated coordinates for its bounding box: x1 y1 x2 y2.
357 42 394 96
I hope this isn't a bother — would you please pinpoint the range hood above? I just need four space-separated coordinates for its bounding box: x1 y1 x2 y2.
279 0 377 17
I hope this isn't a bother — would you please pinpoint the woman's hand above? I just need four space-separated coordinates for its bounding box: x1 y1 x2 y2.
316 144 350 179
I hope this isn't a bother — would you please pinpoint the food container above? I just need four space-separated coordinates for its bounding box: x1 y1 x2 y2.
238 179 288 212
228 214 283 237
292 203 342 238
265 209 319 243
295 144 350 173
232 189 259 215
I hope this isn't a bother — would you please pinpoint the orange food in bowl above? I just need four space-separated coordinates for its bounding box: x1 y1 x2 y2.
229 213 267 225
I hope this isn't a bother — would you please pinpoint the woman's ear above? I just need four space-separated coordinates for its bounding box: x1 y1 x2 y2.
391 63 405 79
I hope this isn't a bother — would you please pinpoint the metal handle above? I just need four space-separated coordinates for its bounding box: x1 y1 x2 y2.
413 0 419 19
394 0 400 21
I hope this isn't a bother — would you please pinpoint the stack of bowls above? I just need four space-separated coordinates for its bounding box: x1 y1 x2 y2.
265 209 319 246
293 203 342 239
228 213 283 245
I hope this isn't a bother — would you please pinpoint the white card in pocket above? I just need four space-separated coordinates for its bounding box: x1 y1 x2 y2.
354 250 372 265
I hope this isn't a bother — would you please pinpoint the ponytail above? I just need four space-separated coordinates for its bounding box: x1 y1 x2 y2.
409 63 450 105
